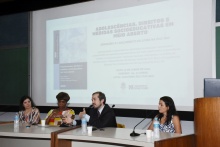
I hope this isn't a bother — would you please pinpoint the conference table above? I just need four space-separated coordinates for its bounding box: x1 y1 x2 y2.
0 123 194 147
57 127 194 147
0 123 76 147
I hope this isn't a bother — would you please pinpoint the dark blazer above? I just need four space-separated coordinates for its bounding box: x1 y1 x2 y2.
76 104 117 128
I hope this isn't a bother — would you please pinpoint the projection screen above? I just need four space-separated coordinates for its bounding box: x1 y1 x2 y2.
31 0 215 111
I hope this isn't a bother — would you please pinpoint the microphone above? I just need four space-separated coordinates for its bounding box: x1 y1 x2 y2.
85 104 93 113
130 110 155 137
89 104 94 108
0 112 8 116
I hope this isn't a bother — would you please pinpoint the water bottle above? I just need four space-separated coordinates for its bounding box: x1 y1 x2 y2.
153 117 160 138
81 114 87 134
14 113 19 128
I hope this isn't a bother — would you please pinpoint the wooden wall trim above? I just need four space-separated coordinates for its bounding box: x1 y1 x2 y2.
154 134 195 147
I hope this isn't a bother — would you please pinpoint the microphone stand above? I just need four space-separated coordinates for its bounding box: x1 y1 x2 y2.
130 118 147 136
130 110 155 137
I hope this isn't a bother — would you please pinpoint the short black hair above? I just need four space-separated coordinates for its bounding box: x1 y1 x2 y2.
56 92 70 102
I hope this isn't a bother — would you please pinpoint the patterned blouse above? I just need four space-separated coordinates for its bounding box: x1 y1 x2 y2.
45 109 75 126
159 116 175 133
19 107 40 125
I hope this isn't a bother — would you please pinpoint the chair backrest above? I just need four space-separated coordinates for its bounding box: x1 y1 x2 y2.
117 123 125 128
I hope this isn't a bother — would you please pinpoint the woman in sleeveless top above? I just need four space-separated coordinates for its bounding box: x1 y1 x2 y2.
18 95 40 125
148 96 182 133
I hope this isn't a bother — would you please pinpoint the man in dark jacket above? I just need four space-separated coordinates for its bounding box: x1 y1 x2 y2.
75 91 117 128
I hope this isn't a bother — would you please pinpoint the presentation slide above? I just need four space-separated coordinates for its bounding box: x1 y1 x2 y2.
31 0 214 111
46 0 193 107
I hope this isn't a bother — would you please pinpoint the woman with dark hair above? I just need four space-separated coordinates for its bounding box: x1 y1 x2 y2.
45 92 75 126
148 96 182 133
18 95 40 125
